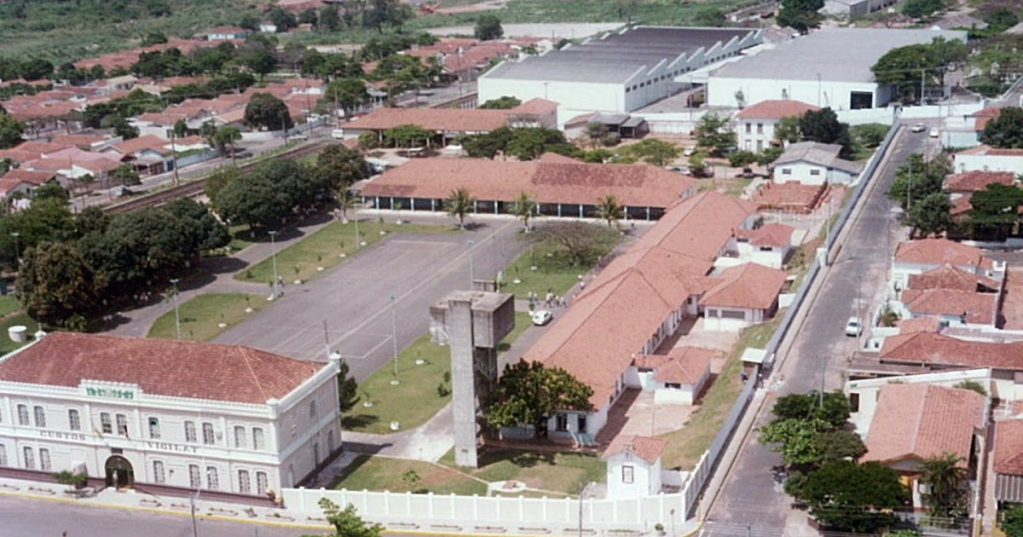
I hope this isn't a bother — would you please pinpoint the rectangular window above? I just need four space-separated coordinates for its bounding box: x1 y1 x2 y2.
810 169 821 176
33 406 45 428
234 426 246 448
17 404 28 426
850 393 860 413
153 461 165 483
68 409 81 431
206 466 219 491
666 382 682 389
23 447 34 469
745 122 751 134
238 470 251 494
756 123 763 134
116 414 128 436
39 448 50 471
309 401 317 418
756 140 763 152
622 465 634 484
256 471 268 495
555 413 568 432
101 413 112 434
185 421 197 443
577 414 587 434
253 428 265 451
327 430 335 453
781 168 792 175
0 444 6 466
148 417 160 439
188 464 201 488
313 442 321 465
202 423 215 445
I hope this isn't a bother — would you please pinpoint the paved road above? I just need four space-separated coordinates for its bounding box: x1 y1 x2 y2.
212 216 526 382
702 126 935 535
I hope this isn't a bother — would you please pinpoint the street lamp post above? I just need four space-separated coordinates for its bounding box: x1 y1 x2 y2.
190 488 200 537
10 232 19 267
390 295 398 376
170 278 181 341
268 230 279 297
467 239 475 285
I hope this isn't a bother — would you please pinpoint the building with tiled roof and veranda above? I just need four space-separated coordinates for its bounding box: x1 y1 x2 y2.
0 332 341 497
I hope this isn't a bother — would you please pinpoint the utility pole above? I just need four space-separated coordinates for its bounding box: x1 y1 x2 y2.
920 68 926 104
170 278 181 341
390 295 398 376
170 128 180 187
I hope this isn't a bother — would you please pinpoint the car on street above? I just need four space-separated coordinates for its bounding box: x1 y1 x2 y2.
929 128 939 138
911 123 926 133
531 310 553 326
844 317 862 337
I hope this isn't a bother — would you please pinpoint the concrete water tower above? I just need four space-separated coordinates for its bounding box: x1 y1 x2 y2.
430 281 515 468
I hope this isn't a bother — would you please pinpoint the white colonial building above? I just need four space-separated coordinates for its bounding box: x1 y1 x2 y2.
0 333 340 498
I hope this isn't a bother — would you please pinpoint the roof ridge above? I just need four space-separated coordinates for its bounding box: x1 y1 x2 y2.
238 346 271 403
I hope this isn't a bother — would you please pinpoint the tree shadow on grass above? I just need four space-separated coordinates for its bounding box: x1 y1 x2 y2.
341 414 379 430
477 448 555 470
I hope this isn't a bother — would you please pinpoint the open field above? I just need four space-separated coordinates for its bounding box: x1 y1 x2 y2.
500 232 617 302
147 293 268 341
331 455 487 496
444 449 606 495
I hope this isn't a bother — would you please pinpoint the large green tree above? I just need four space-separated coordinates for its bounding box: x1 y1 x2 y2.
1002 506 1023 537
799 107 850 153
486 359 593 439
384 124 432 148
244 92 293 131
0 198 76 266
920 451 968 518
981 106 1023 149
505 128 572 160
479 96 521 110
213 127 242 164
777 0 824 34
908 191 953 238
463 127 514 159
17 241 100 327
316 144 368 191
966 183 1023 240
620 138 682 167
886 153 951 211
529 221 619 267
314 498 382 537
693 113 735 157
787 460 909 533
902 0 944 19
474 15 504 41
758 418 829 466
213 174 290 231
0 112 25 149
771 390 851 428
323 78 369 119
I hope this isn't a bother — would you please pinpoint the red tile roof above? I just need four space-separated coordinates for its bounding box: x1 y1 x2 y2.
895 316 940 334
0 333 322 405
346 107 511 133
636 346 715 385
951 195 972 217
908 265 1000 292
751 182 829 214
523 192 755 406
901 288 999 325
894 239 991 270
956 145 1023 157
880 332 1023 370
361 156 694 209
700 263 788 310
736 100 819 120
863 383 983 467
734 223 794 248
602 435 668 464
994 420 1023 476
0 169 55 185
945 171 1015 192
509 98 559 116
110 134 171 156
973 106 1002 131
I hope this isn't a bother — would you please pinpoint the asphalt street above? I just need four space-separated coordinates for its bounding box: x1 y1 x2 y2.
702 125 936 535
212 217 527 382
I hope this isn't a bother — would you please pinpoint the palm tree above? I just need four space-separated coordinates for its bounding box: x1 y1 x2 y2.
444 187 476 229
595 194 624 229
920 451 968 518
511 191 537 232
335 185 357 222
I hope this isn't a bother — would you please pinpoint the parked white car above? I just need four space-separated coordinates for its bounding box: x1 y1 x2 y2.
911 123 926 133
844 317 862 337
330 129 345 139
531 310 553 326
929 128 939 138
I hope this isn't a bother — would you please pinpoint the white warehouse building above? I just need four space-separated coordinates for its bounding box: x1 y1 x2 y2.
706 27 967 110
479 26 762 126
0 333 341 498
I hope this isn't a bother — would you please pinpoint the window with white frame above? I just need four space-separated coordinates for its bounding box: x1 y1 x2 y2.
23 447 34 469
33 406 45 427
116 414 128 436
555 413 568 431
68 409 81 431
188 464 201 488
256 471 268 494
234 426 246 448
309 400 317 418
781 168 792 175
622 465 634 484
253 427 265 450
17 404 28 426
148 417 160 439
810 169 821 176
206 466 219 490
202 422 215 445
184 421 197 443
100 412 112 434
0 444 6 466
238 470 251 494
153 461 165 483
39 448 51 471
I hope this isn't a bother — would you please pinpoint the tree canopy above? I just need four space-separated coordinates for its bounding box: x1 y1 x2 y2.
799 108 850 154
244 92 293 131
693 113 736 157
485 359 593 439
777 0 824 34
886 153 951 211
966 183 1023 240
981 106 1023 149
786 460 909 533
529 221 619 267
907 191 953 238
0 111 26 149
619 138 681 167
315 498 382 537
479 96 521 110
474 15 504 41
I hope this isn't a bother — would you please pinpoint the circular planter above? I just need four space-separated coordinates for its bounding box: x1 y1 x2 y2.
390 421 400 431
293 279 302 285
390 379 400 386
360 241 367 246
245 307 253 313
415 359 425 365
363 401 374 408
339 253 347 258
218 323 228 328
317 266 324 272
379 230 387 235
512 279 521 284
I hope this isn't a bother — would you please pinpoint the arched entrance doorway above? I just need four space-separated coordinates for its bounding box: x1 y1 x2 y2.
104 455 134 490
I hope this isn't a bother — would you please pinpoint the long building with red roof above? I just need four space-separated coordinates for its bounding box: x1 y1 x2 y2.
0 332 341 497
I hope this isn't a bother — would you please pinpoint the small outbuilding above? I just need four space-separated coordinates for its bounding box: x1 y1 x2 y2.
603 435 668 499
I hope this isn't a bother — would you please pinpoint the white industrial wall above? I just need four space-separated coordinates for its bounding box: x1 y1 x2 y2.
954 153 1023 175
477 77 626 128
708 76 885 110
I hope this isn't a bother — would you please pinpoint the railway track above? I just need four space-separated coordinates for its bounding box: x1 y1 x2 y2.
103 139 331 215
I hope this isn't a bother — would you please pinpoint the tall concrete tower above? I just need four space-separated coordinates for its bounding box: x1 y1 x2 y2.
430 282 515 468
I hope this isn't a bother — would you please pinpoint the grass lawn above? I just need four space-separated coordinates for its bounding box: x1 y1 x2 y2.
147 293 268 341
235 218 456 285
0 296 21 318
343 311 533 434
441 449 606 496
330 455 487 496
501 240 615 302
659 317 781 470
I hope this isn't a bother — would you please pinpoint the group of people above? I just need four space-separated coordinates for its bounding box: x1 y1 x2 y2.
528 290 567 309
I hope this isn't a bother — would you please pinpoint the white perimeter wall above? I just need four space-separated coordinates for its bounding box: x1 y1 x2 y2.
708 76 885 110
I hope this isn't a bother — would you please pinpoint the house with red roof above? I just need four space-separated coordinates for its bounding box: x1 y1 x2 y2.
206 26 251 41
993 419 1023 509
602 435 668 499
700 262 789 331
0 332 342 495
633 347 715 404
728 222 796 268
954 145 1023 176
892 239 1004 291
734 99 818 153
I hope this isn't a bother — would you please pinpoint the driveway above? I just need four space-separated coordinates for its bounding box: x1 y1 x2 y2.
701 127 934 535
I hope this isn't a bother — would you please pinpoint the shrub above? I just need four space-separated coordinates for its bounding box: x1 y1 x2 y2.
727 150 757 168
